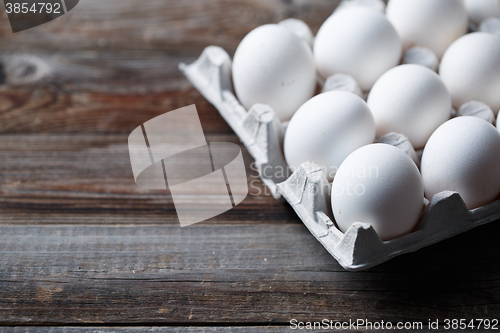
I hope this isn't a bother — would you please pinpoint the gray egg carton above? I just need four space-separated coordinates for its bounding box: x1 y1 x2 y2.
180 46 500 271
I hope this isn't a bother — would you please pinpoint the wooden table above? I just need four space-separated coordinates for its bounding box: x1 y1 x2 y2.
0 1 498 331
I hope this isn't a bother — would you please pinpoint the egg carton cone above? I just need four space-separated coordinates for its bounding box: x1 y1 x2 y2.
180 45 500 271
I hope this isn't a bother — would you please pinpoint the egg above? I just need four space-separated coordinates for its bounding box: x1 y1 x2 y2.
497 113 500 131
332 144 424 241
386 0 468 58
421 116 500 210
439 32 500 114
464 0 500 25
284 91 375 180
313 6 401 91
367 64 451 149
232 24 316 122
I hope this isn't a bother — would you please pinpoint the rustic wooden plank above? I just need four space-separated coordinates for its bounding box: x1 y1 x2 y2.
0 328 304 333
0 52 235 134
0 134 297 225
0 0 340 134
0 52 197 92
0 328 296 333
0 0 339 92
0 327 483 333
0 0 340 53
0 85 235 133
0 0 498 328
0 223 498 325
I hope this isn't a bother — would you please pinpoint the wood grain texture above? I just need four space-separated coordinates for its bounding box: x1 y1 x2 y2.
0 0 498 328
0 0 340 134
0 223 498 325
0 328 483 333
0 85 233 133
0 0 339 53
0 328 319 333
0 134 297 225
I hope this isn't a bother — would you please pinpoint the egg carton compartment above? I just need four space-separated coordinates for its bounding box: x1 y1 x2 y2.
180 45 500 271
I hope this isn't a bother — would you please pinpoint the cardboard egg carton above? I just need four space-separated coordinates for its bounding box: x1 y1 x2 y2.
180 46 500 271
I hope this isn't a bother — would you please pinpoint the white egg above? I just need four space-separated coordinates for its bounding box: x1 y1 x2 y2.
386 0 468 58
232 24 316 122
439 32 500 114
313 6 401 91
367 64 451 149
332 144 424 241
465 0 500 25
284 91 375 180
421 116 500 210
497 112 500 131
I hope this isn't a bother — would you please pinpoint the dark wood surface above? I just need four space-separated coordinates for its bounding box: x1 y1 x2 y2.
0 0 498 331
